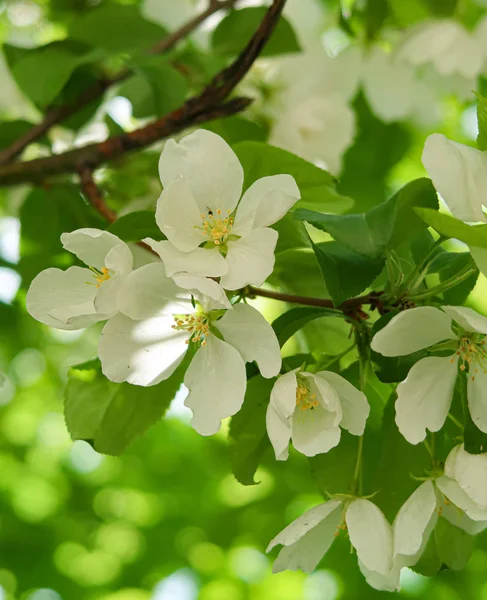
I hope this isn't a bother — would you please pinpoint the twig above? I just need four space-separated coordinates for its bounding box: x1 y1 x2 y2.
0 0 239 166
0 0 286 186
78 166 117 222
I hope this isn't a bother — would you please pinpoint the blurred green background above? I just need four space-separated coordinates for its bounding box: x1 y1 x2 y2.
2 0 487 598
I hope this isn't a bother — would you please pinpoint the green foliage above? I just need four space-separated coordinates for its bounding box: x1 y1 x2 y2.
107 210 163 242
65 357 186 455
212 7 300 56
435 519 474 571
416 208 487 248
271 306 342 347
0 120 50 150
296 178 437 259
429 251 478 304
228 375 275 485
204 116 268 145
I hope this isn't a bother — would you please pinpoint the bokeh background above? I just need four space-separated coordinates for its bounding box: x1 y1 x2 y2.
2 0 487 598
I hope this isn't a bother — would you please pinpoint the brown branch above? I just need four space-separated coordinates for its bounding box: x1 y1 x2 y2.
0 0 239 166
0 0 285 186
78 165 117 222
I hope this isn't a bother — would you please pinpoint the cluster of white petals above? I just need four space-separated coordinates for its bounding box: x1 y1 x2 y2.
372 305 487 444
266 368 369 459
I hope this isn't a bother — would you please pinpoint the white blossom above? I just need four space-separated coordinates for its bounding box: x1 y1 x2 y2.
267 498 398 591
98 262 281 435
145 129 300 290
26 228 134 330
371 305 487 444
266 369 369 459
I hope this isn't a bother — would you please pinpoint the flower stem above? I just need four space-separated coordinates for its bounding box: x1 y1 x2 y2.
401 236 446 294
406 266 477 301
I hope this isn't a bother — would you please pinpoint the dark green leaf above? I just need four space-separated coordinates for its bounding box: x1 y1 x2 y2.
203 116 267 145
108 211 163 243
228 375 275 485
271 306 341 347
309 431 358 496
415 208 487 249
312 240 384 306
212 7 300 56
0 119 49 151
429 251 478 304
65 356 187 455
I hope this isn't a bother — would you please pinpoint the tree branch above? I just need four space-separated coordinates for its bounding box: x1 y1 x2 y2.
0 0 240 166
0 0 285 186
78 165 117 222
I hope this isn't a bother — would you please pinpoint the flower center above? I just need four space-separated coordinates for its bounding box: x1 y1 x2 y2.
87 266 113 288
296 383 319 411
172 313 210 346
454 335 487 381
196 208 234 246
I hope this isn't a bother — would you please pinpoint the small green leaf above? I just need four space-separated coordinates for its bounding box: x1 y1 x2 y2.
228 375 275 485
65 357 187 455
312 240 384 306
212 7 300 56
271 306 341 347
233 142 353 215
108 211 163 243
415 208 487 249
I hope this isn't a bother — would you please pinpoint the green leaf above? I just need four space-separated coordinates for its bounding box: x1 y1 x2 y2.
69 4 167 53
435 519 474 571
4 41 97 108
269 248 328 298
212 7 300 56
371 312 428 383
228 375 275 485
429 251 478 304
0 119 49 151
412 532 442 577
232 142 354 216
415 208 487 249
476 93 487 151
203 116 267 145
296 178 437 259
271 307 341 347
108 211 163 243
65 357 187 455
312 240 384 306
309 431 358 496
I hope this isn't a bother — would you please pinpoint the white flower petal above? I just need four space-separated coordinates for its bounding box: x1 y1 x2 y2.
99 313 188 386
118 263 190 320
291 406 341 456
94 275 122 316
172 272 231 310
104 242 133 275
371 306 455 357
436 475 487 521
143 238 228 278
266 371 298 461
155 178 207 252
346 499 393 576
220 227 278 290
357 561 401 592
26 266 102 330
272 505 342 573
269 370 298 420
233 174 300 236
422 134 487 223
439 492 487 534
184 334 246 435
308 373 342 424
314 371 369 435
158 130 243 214
267 499 343 552
467 368 487 434
442 305 487 335
393 481 438 562
445 444 487 508
395 355 458 444
216 303 281 378
61 228 124 269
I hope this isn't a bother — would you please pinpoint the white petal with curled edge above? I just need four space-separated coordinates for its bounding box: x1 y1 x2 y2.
371 306 456 357
442 305 487 335
266 370 298 460
220 227 278 290
104 242 133 276
155 178 207 252
26 266 103 330
395 355 458 444
291 406 341 456
269 370 298 420
467 368 487 434
158 130 243 215
314 370 369 435
436 476 487 521
216 303 281 378
118 263 190 320
172 272 231 311
272 504 343 573
445 444 487 508
422 134 487 223
358 561 401 592
61 228 124 269
393 481 438 562
233 174 301 236
99 313 188 386
267 499 343 552
346 499 393 576
184 334 246 436
439 492 487 534
143 238 228 278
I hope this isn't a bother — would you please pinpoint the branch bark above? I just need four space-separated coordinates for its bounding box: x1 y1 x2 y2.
0 0 285 186
0 0 239 166
78 166 117 222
